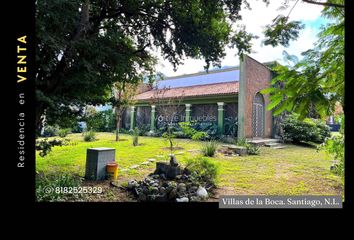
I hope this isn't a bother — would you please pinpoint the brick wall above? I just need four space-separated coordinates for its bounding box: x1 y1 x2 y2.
243 56 272 138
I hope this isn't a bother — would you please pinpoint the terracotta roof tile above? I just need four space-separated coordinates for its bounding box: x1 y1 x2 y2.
135 81 239 101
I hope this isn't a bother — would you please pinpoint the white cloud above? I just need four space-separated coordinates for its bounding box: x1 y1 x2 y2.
158 1 324 77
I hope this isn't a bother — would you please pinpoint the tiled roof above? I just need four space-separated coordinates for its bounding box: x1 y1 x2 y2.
135 81 239 101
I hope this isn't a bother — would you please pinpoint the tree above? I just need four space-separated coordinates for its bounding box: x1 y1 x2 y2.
111 81 139 141
150 85 185 156
261 0 344 120
35 0 258 133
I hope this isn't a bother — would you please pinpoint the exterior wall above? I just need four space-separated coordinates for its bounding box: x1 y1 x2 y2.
238 55 272 138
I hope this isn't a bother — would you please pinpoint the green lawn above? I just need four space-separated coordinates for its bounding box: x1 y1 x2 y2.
36 132 343 200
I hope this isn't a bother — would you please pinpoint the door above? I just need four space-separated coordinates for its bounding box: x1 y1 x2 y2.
252 93 265 138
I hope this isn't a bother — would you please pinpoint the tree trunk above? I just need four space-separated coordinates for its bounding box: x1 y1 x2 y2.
115 110 121 141
36 103 46 136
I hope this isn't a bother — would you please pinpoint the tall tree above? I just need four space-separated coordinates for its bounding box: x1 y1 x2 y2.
111 81 139 141
35 0 256 133
261 0 344 119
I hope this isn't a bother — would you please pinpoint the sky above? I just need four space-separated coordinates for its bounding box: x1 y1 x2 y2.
156 1 327 77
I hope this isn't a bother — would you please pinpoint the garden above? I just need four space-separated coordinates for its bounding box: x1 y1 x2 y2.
36 113 344 202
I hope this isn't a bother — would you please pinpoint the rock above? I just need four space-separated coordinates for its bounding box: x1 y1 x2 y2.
130 164 139 169
190 196 200 202
159 187 166 194
151 174 160 179
148 158 156 162
169 154 179 166
176 197 189 202
150 187 159 194
196 186 208 199
127 180 139 189
168 188 177 200
177 183 186 193
155 194 168 202
166 166 181 180
152 182 159 187
138 193 147 201
188 186 198 193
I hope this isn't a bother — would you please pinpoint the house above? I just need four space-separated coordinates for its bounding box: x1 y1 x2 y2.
121 55 278 139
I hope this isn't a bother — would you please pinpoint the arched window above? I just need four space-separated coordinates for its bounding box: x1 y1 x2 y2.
252 92 265 138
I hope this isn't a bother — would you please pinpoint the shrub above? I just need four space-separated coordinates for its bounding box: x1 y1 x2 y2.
224 117 238 137
132 127 139 146
138 124 150 136
179 122 197 138
58 128 71 138
83 131 96 142
281 114 331 144
185 157 219 185
173 131 187 138
42 125 59 137
200 140 218 157
235 137 248 146
36 174 83 202
192 131 208 141
246 144 260 155
318 115 344 177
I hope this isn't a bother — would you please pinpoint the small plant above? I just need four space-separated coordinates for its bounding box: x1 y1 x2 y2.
246 144 260 155
132 127 139 146
58 128 71 138
83 131 96 142
201 140 218 157
235 137 248 146
185 157 219 185
318 115 344 177
235 138 260 155
162 126 176 154
192 131 208 141
179 121 197 138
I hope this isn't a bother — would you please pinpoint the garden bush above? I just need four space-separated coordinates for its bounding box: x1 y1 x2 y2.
179 122 197 138
58 128 71 138
42 125 60 137
224 117 238 137
246 144 260 155
200 141 218 157
318 115 344 177
281 114 331 144
192 131 208 141
83 131 96 142
185 157 219 185
235 137 248 146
